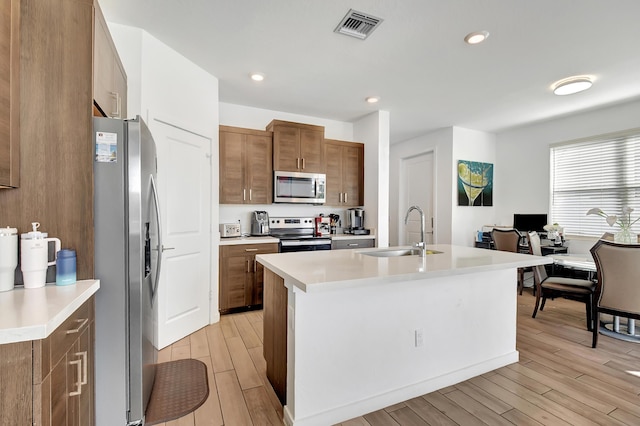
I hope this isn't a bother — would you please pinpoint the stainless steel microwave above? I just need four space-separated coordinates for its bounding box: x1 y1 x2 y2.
273 171 326 204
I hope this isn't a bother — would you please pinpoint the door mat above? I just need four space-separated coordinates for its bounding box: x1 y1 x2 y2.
145 358 210 425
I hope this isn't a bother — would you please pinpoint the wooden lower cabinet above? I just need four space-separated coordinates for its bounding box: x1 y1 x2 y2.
263 268 287 404
35 297 95 426
219 243 279 313
0 297 95 425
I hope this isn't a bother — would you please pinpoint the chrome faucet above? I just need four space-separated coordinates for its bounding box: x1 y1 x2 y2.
404 205 426 256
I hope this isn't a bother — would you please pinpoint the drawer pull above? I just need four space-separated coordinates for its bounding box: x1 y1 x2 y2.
69 359 83 396
244 248 259 252
347 243 359 247
66 318 89 334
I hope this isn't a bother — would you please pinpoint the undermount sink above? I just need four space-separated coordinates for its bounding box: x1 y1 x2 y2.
360 248 442 257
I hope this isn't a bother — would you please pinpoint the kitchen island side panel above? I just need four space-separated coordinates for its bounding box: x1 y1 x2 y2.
281 268 518 425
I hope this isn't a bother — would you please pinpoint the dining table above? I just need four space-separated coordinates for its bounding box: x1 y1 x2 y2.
549 253 639 343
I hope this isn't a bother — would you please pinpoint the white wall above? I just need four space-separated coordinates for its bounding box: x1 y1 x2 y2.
220 102 353 140
354 111 390 247
495 98 640 253
109 23 220 319
451 127 497 246
390 128 454 246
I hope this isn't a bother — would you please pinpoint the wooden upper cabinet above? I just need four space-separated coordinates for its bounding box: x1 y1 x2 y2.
324 139 364 207
93 0 126 118
267 120 324 173
0 0 20 188
219 125 272 204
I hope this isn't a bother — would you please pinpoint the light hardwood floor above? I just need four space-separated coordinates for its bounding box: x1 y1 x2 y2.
154 291 640 425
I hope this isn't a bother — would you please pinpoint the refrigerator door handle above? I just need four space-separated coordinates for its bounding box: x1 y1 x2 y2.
150 175 163 304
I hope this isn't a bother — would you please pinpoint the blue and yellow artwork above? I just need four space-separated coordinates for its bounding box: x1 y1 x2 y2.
457 160 493 206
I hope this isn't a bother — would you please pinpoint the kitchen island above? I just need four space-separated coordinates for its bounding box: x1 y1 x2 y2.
256 245 550 426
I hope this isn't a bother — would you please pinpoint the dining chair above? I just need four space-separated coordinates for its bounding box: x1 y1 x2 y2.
492 228 526 294
528 231 596 330
589 239 640 348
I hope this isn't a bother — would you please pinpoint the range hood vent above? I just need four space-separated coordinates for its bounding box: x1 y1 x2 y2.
334 9 383 40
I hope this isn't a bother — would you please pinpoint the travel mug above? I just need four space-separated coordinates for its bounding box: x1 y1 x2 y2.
0 227 18 292
20 222 61 289
56 249 77 286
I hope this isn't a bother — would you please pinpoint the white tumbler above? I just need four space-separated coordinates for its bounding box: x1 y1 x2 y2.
0 227 18 292
20 222 61 289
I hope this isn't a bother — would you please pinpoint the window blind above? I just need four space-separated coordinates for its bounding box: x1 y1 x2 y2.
550 130 640 237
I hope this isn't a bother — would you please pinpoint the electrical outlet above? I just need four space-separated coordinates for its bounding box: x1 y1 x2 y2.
414 329 424 347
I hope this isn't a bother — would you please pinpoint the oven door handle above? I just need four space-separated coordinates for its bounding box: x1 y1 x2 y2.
280 240 331 247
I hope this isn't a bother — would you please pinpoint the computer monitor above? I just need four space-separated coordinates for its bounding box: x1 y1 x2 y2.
513 214 548 233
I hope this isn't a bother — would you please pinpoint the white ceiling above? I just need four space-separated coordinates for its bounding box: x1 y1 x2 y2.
98 0 640 143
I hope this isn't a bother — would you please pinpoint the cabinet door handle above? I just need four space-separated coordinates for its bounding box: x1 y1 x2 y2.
243 189 246 201
244 248 258 252
66 318 89 334
253 259 257 273
296 158 300 169
246 259 251 273
110 91 121 118
344 192 348 203
76 351 88 385
339 193 343 203
249 189 252 201
69 359 83 396
301 158 305 170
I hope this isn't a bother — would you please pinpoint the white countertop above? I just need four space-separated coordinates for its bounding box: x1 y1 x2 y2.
219 236 280 245
0 280 100 344
256 244 551 293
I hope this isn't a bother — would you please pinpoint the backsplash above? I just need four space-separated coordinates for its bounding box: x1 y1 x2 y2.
219 205 349 236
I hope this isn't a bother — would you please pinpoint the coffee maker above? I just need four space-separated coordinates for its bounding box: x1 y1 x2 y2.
251 211 270 236
345 208 369 234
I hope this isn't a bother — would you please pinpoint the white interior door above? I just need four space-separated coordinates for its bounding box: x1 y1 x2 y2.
152 117 211 349
402 152 434 245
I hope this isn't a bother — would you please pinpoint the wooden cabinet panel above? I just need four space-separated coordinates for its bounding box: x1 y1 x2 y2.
219 243 278 313
324 143 343 205
324 139 364 207
263 268 287 404
0 341 32 423
267 120 324 173
245 133 273 204
299 128 323 173
2 297 95 425
219 130 245 204
93 0 126 118
219 126 272 204
272 125 300 172
0 0 95 279
0 0 20 188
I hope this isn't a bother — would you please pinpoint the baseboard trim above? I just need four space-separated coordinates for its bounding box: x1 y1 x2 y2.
283 350 519 426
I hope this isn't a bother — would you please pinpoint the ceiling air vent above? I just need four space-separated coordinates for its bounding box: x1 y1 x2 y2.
334 9 383 40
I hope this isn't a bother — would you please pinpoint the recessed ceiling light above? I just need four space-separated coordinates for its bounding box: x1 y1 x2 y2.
366 96 379 104
250 72 265 82
464 30 490 45
552 76 593 95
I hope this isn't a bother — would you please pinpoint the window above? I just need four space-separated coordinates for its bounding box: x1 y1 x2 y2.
550 129 640 237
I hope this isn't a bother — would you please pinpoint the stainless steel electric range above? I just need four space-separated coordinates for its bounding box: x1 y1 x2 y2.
269 217 332 252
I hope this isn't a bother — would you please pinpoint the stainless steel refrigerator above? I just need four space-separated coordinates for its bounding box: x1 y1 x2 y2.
94 116 162 425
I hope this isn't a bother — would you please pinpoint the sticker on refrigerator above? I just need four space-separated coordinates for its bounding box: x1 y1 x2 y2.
95 131 118 163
